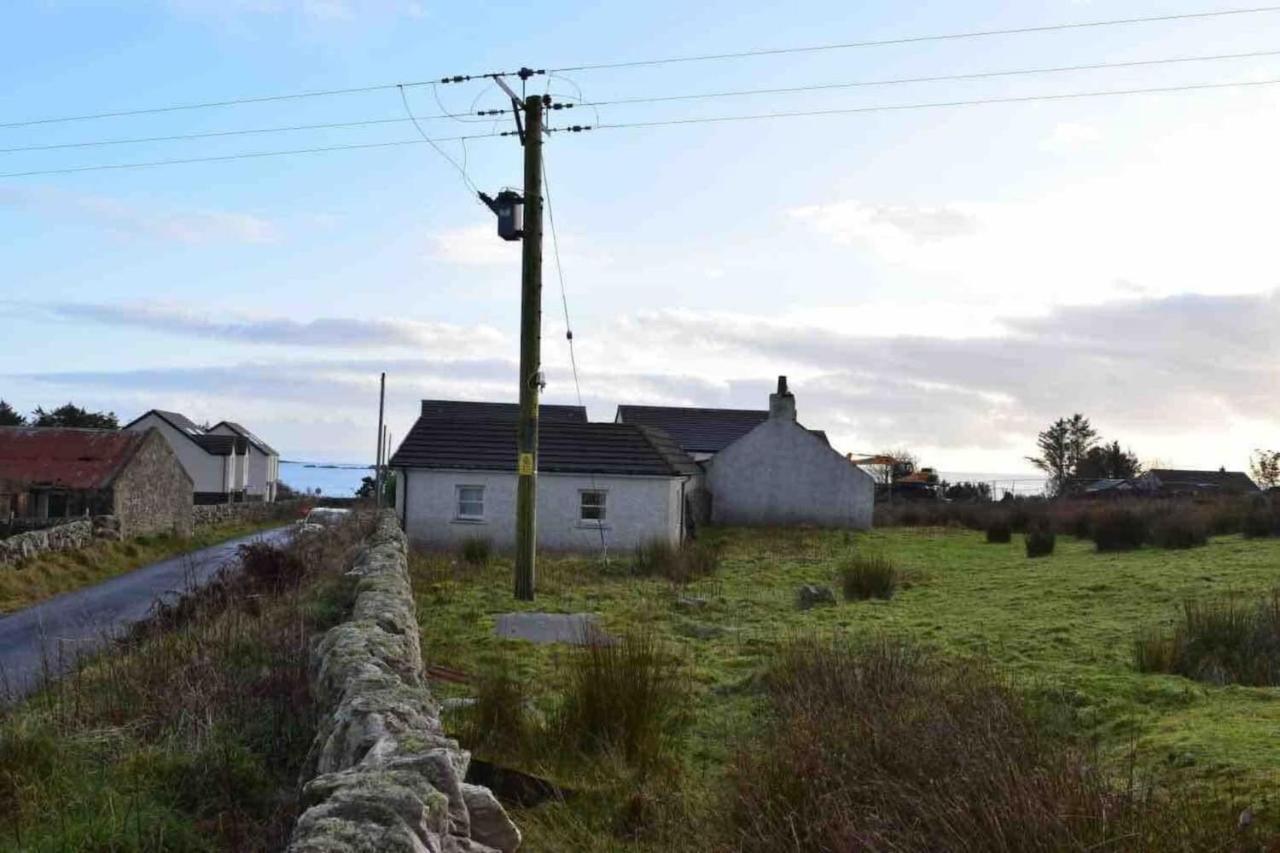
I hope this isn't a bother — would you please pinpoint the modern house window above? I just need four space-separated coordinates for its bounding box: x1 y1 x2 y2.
456 485 485 521
579 489 607 523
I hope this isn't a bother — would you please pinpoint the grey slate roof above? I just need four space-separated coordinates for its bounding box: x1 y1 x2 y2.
390 417 696 477
212 420 278 456
615 405 829 454
1144 469 1259 494
418 400 587 423
191 434 245 456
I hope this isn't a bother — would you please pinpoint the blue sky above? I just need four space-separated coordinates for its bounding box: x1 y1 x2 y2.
2 0 1278 474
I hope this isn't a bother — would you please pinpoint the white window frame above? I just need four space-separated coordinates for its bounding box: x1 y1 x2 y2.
578 488 608 525
455 484 486 522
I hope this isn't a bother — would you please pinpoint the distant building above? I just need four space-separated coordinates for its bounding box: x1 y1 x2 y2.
615 403 828 462
390 400 697 551
703 377 874 528
1134 468 1259 497
123 410 279 503
0 426 192 537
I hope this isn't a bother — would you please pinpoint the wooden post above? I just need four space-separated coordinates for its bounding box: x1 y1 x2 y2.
375 372 386 509
514 94 543 601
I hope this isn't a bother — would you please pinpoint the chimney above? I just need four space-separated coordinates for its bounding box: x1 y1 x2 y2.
768 375 796 421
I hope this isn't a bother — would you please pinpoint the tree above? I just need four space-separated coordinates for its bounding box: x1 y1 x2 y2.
1251 449 1280 490
356 475 396 505
31 403 118 429
943 481 992 502
1076 441 1142 480
0 400 24 426
1028 414 1099 496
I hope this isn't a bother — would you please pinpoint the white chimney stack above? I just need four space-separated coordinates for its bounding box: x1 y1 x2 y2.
768 375 796 421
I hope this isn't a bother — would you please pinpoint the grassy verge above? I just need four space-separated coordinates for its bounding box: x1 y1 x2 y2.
0 518 290 614
409 526 1280 851
0 514 369 851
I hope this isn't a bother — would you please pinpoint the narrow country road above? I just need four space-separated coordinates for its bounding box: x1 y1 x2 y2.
0 525 292 703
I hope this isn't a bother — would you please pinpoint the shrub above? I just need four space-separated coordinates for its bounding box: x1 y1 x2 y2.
725 636 1237 852
1025 527 1056 558
555 632 687 765
839 554 898 600
460 536 492 565
1242 508 1278 539
1091 507 1148 552
460 662 539 756
632 539 720 584
985 518 1012 543
237 540 306 590
1136 590 1280 686
1149 510 1209 550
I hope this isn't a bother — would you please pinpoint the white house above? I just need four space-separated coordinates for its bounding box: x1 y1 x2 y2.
390 400 699 552
209 421 280 501
123 410 273 503
704 377 875 528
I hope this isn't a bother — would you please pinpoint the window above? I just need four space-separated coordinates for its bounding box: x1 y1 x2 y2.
579 489 607 523
456 485 485 521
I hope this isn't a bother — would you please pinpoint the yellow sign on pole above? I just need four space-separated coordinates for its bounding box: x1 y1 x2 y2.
518 452 535 476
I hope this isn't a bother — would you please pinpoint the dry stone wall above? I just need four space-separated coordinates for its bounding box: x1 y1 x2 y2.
0 516 119 569
287 510 520 853
192 498 307 528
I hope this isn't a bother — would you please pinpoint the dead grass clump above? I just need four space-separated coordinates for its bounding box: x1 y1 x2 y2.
725 636 1247 852
460 536 492 566
632 539 720 584
985 518 1013 543
1136 590 1280 686
1149 509 1210 550
1025 526 1057 558
1091 507 1148 552
839 553 898 600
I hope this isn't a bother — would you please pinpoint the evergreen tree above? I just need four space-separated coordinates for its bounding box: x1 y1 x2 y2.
0 399 25 426
30 403 119 429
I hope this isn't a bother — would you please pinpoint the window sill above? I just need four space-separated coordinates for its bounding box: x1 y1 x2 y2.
576 521 611 530
451 518 487 525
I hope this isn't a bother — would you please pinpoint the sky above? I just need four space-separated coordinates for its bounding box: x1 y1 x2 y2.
1 0 1278 475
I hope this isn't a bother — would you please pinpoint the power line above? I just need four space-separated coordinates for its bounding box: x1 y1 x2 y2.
0 111 507 154
0 132 497 179
577 48 1280 109
397 84 481 197
551 6 1280 73
557 75 1280 134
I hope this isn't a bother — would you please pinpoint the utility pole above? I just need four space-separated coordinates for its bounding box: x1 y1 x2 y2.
375 372 386 509
514 93 544 601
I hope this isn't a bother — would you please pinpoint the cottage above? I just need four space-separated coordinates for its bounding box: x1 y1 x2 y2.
615 403 829 462
209 421 280 502
124 410 277 504
1134 468 1259 497
703 377 875 528
0 426 192 537
390 401 698 552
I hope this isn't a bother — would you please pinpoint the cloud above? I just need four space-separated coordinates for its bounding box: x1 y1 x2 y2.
1041 121 1102 154
1 187 279 245
428 224 522 267
789 200 979 247
31 302 507 354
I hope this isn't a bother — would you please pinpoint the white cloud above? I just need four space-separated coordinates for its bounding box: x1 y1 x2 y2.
429 224 521 267
1041 121 1102 154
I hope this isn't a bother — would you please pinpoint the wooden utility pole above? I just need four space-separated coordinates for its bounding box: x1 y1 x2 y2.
514 93 544 601
375 372 386 509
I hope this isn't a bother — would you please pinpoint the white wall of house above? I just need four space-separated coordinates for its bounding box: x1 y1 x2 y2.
126 413 228 495
706 398 875 529
397 468 686 552
209 425 276 500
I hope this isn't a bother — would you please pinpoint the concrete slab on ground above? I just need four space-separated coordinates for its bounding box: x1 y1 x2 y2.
494 612 613 645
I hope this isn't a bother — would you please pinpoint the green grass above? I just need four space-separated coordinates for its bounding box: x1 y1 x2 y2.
0 519 287 613
410 526 1280 850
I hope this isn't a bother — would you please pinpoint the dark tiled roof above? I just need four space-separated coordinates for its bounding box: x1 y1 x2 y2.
1145 469 1258 493
191 434 244 456
418 400 587 422
390 418 695 476
616 405 830 453
0 427 147 490
151 410 203 434
213 421 277 456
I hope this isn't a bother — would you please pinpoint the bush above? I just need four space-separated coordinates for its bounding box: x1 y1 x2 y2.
1025 527 1056 558
460 663 538 756
1091 508 1148 552
555 632 687 765
1242 508 1278 539
726 636 1237 852
985 518 1012 543
237 541 306 590
839 554 898 600
1136 590 1280 686
632 539 720 584
1149 510 1209 550
460 536 492 565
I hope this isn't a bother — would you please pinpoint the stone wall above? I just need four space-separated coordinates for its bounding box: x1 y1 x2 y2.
112 428 195 539
286 511 520 853
193 498 308 528
0 516 119 569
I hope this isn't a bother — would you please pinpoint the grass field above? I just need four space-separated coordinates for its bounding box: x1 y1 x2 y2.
0 519 290 614
410 526 1280 850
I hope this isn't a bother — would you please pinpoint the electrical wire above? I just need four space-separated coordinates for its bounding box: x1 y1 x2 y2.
576 48 1280 110
0 133 497 179
550 5 1280 73
560 75 1280 134
397 84 481 198
0 113 504 154
541 149 608 559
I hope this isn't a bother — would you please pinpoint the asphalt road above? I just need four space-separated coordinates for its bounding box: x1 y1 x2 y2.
0 525 291 702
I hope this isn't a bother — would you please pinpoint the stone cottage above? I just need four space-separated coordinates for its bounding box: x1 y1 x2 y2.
0 426 193 537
